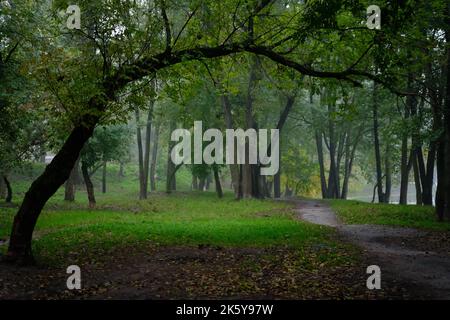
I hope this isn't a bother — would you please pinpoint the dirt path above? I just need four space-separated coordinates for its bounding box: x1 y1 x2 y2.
295 199 450 299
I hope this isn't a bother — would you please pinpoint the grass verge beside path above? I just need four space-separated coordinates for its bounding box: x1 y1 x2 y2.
330 199 450 231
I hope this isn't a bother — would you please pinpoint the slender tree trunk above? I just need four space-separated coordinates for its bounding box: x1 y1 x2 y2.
242 56 258 199
0 173 6 200
327 105 338 199
64 158 79 202
135 107 146 199
436 138 446 220
315 130 328 199
213 166 223 198
150 124 160 191
143 100 154 197
399 134 410 205
102 161 107 194
422 143 436 205
81 161 96 208
384 143 392 203
166 121 177 194
372 82 385 203
221 94 241 199
192 175 198 190
3 175 12 203
413 153 423 205
118 162 125 178
198 177 206 191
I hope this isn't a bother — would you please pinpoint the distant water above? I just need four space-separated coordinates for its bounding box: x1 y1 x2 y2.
348 183 436 205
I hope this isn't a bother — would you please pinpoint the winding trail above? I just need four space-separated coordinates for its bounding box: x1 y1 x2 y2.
294 199 450 299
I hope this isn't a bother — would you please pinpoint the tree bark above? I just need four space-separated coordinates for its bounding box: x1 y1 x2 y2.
102 161 107 194
3 175 12 203
221 95 241 199
273 95 295 198
166 121 177 193
399 133 410 205
0 173 6 200
81 161 96 208
315 130 328 199
150 124 160 191
372 82 385 203
64 157 79 201
384 143 392 203
413 152 423 205
213 166 223 198
6 121 97 264
143 99 154 197
135 107 147 199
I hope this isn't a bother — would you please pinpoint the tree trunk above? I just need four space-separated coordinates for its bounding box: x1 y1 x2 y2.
81 161 96 208
242 55 258 199
6 121 97 264
272 95 295 198
399 133 410 205
372 82 385 203
442 20 450 221
150 124 160 191
135 107 147 199
118 162 125 178
213 166 223 198
0 173 6 200
384 143 392 203
315 130 328 199
436 138 446 220
166 121 177 193
102 162 107 194
143 100 154 197
64 157 79 201
220 94 241 199
422 142 436 205
3 175 12 203
192 175 198 190
413 153 423 205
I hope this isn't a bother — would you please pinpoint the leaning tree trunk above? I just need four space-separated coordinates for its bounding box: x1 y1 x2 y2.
81 161 96 208
3 175 12 203
5 121 97 264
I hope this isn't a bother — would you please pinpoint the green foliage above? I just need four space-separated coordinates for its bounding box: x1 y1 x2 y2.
81 124 132 169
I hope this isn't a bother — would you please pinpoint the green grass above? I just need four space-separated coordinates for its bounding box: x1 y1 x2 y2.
330 199 450 231
1 191 339 266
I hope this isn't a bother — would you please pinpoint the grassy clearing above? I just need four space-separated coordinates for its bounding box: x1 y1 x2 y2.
1 190 344 267
330 199 450 231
